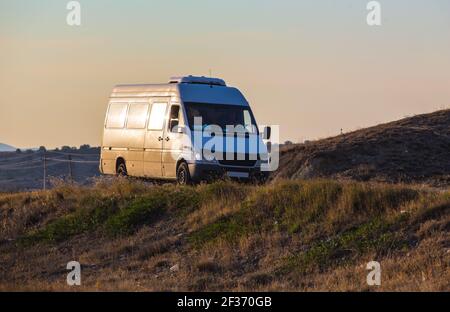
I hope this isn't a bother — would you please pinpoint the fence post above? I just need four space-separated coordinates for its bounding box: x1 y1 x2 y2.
68 154 73 182
43 151 47 190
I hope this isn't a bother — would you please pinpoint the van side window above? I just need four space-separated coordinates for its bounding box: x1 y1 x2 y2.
148 103 167 130
168 105 180 132
127 103 149 129
106 103 128 128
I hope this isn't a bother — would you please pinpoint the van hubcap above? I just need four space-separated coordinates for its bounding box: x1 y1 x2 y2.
118 164 127 176
178 169 186 184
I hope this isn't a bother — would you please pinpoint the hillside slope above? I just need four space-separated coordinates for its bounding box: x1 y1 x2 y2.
0 179 448 291
272 110 450 187
0 143 16 152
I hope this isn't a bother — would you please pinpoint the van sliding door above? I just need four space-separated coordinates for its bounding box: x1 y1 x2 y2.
124 102 149 177
144 99 169 178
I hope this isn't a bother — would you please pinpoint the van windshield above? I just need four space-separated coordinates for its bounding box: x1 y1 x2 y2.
184 102 258 133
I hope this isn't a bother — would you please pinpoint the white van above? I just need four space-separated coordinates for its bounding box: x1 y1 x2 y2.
100 76 271 184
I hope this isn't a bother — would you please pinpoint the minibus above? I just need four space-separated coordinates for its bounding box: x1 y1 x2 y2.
100 76 270 184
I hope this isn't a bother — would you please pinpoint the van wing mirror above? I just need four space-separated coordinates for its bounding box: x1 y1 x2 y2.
176 125 186 134
263 126 271 140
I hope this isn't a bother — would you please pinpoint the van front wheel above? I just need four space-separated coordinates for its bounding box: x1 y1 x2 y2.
176 162 191 185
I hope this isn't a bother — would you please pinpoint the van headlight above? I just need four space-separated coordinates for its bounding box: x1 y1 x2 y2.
193 151 218 163
194 152 202 161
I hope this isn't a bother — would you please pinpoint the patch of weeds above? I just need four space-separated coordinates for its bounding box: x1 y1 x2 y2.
196 260 222 273
19 196 118 245
344 184 419 215
279 218 407 275
154 259 171 269
189 276 215 291
278 181 343 233
105 194 167 236
105 186 204 236
167 186 202 217
137 239 173 260
189 180 343 247
199 180 250 202
411 201 450 225
188 204 257 247
19 185 204 244
244 273 273 288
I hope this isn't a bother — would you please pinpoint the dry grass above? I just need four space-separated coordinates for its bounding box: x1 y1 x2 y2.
274 109 450 187
0 177 448 291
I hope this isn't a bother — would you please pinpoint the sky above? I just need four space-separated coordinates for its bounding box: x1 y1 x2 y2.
0 0 449 148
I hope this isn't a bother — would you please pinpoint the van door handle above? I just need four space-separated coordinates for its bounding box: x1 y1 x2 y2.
158 136 163 141
165 137 170 141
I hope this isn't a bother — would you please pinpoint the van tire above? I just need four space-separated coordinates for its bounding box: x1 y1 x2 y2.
176 162 191 185
117 162 127 177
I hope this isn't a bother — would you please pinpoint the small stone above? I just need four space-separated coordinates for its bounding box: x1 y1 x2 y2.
170 264 179 272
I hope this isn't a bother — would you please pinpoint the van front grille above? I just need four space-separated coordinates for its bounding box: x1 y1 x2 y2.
218 159 257 167
218 153 257 167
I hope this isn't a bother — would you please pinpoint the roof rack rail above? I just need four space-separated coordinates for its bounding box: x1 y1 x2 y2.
169 75 226 86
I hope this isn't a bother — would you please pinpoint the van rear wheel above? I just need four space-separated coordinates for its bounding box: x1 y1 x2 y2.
176 162 191 185
117 162 127 177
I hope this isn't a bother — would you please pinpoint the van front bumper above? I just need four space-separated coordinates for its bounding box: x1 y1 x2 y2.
188 163 268 182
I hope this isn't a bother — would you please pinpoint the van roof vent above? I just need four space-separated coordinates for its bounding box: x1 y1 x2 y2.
169 75 226 86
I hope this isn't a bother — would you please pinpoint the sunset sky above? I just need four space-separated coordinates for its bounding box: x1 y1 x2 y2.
1 0 449 148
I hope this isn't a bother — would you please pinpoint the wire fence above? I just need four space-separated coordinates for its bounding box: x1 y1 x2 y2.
0 153 43 163
0 150 100 190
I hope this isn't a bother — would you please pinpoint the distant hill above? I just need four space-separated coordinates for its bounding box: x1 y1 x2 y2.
0 143 16 152
272 109 450 187
0 146 100 192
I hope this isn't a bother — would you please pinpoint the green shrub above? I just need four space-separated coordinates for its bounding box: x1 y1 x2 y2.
280 217 408 275
20 196 118 245
188 208 253 247
105 194 167 236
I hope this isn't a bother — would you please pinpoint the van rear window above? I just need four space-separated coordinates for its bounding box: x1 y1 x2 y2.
106 103 128 128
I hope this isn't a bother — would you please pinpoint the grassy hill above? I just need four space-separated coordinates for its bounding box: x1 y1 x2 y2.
1 110 449 291
1 178 448 291
273 109 450 187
